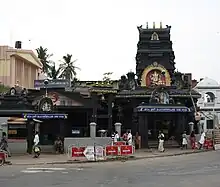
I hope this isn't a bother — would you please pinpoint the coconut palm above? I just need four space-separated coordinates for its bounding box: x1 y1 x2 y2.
47 62 61 80
36 46 53 75
59 54 80 81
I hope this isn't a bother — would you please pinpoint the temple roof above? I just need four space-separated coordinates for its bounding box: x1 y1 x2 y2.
117 88 200 98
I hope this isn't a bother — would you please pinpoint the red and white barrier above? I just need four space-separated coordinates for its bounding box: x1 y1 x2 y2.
68 145 86 160
68 144 135 161
105 145 134 157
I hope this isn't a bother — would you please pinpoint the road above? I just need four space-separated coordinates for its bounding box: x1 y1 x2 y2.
1 151 220 187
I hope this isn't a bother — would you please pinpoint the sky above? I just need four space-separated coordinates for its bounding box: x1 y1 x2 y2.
0 0 220 81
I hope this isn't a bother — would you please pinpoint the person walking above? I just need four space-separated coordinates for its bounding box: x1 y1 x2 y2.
189 131 196 149
0 132 11 157
198 131 206 149
158 130 165 152
181 131 188 149
127 130 133 145
33 132 39 149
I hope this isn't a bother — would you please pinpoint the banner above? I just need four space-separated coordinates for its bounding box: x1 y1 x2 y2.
120 145 133 155
105 145 119 156
71 147 85 157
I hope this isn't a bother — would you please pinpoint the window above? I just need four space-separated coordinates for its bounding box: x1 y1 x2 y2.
207 120 214 129
8 124 27 139
205 92 215 103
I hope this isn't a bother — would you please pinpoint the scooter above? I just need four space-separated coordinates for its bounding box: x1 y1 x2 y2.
33 146 41 158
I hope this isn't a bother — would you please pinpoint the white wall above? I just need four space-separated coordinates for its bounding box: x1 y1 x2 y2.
194 86 220 130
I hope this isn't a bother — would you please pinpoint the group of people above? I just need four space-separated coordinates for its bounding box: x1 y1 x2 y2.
182 130 206 150
111 130 133 145
158 130 207 152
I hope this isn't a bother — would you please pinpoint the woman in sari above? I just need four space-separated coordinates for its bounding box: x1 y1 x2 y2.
189 131 196 149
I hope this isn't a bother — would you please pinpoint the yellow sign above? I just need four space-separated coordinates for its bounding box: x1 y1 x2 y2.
141 62 171 87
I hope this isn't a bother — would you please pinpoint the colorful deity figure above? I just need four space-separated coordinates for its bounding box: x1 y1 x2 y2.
150 71 162 85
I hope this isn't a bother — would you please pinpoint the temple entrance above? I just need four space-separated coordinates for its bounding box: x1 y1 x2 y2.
136 105 190 148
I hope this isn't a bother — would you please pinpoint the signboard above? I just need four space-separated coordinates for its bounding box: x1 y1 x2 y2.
120 145 133 155
71 147 85 157
137 107 190 113
105 145 119 156
34 79 70 88
95 146 104 160
83 146 104 161
22 113 68 119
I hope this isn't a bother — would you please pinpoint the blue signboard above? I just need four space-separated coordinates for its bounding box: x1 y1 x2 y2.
137 107 190 113
22 113 68 119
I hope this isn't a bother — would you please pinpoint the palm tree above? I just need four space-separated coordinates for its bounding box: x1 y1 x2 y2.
59 54 80 81
36 46 53 75
47 62 61 80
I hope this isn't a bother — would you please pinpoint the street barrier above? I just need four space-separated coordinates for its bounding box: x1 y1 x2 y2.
120 145 134 155
71 146 85 157
105 145 119 156
105 145 135 157
67 145 86 161
68 144 135 161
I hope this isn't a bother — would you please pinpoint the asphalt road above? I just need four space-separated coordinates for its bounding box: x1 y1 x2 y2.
1 151 220 187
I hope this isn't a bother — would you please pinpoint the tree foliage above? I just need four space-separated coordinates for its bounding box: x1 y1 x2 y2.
36 46 53 75
59 54 80 81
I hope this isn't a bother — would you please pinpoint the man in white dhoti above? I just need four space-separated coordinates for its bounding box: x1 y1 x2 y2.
198 131 206 149
181 131 188 149
158 131 165 152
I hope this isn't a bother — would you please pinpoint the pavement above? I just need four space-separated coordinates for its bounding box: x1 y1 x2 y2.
1 151 220 186
7 148 213 165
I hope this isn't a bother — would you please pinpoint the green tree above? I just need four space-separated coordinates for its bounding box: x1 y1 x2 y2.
36 46 53 75
59 54 80 81
47 62 61 80
0 84 10 93
103 72 113 83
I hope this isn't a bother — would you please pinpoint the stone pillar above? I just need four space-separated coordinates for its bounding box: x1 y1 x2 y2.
114 123 122 137
91 93 98 123
27 120 34 154
107 94 113 136
90 122 97 138
189 122 194 134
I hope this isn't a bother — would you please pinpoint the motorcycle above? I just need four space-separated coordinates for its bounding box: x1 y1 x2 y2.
33 146 41 158
0 149 11 166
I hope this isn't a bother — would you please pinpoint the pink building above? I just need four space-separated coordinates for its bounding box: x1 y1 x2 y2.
0 46 42 88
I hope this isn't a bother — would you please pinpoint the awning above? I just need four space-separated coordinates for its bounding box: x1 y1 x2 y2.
136 105 191 113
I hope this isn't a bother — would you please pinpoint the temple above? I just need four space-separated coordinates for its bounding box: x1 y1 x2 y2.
0 22 201 153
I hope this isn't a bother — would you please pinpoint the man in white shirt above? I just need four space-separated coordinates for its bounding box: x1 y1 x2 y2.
198 131 206 149
127 130 132 145
33 132 39 146
114 131 119 143
158 130 165 152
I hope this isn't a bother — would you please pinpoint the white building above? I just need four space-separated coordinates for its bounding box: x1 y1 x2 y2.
194 77 220 132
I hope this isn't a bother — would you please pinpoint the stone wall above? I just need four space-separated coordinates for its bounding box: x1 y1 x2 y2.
64 137 112 152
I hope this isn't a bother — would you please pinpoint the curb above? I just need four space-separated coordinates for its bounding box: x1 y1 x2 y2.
10 149 214 166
